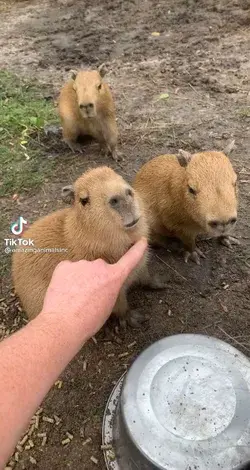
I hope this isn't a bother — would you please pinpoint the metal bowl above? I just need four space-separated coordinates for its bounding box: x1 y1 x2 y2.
102 334 250 470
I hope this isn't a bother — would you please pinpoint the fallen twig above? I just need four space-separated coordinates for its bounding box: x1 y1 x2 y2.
155 254 188 282
218 326 250 353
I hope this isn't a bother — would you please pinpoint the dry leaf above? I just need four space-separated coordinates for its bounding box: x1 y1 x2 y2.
158 93 169 100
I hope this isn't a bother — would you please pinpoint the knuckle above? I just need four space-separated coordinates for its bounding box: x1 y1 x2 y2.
94 258 107 268
55 260 72 271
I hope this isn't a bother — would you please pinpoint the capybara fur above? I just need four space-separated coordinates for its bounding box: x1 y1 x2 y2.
12 167 164 327
134 150 238 264
58 65 118 159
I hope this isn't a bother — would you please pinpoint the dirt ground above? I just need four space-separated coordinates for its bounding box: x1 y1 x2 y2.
0 0 250 468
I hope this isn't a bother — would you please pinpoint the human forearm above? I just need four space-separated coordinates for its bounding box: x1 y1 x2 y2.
0 312 87 467
0 239 147 466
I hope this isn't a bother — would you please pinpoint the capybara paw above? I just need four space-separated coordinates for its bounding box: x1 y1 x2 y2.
118 317 127 331
104 324 123 343
127 309 149 329
111 149 123 162
219 235 240 248
64 139 84 154
184 247 206 265
144 276 168 290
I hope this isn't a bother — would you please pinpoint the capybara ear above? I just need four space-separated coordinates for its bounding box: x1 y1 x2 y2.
77 186 90 207
223 139 235 156
61 185 75 204
177 149 193 168
79 191 90 207
98 63 108 78
70 69 77 80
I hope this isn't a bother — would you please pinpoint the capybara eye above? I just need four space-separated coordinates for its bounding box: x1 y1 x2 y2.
209 220 219 229
126 188 133 197
80 197 89 206
110 197 119 207
188 186 196 196
98 83 102 90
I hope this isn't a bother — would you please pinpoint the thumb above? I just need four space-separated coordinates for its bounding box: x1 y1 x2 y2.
115 238 148 281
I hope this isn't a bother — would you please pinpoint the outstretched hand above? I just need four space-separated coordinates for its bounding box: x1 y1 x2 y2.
41 238 147 338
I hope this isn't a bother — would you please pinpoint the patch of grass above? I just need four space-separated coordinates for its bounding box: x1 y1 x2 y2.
238 107 250 119
0 70 59 197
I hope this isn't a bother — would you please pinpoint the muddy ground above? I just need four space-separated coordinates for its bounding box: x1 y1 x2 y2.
0 0 250 468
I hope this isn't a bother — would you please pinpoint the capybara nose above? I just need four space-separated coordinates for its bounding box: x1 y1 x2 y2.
227 217 237 225
79 103 94 111
209 217 237 229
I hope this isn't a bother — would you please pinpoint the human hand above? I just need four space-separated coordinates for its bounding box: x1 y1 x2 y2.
40 238 147 339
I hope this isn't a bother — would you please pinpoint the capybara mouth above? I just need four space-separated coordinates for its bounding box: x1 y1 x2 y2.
80 110 95 119
125 217 140 229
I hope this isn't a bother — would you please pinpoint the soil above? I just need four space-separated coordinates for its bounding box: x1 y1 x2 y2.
0 0 250 469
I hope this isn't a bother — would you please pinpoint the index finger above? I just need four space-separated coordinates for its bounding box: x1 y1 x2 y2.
115 238 148 281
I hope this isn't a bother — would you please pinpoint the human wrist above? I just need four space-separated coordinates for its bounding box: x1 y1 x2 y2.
31 309 91 350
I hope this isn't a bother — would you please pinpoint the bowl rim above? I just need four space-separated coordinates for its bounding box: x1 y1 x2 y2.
102 372 126 470
102 334 250 470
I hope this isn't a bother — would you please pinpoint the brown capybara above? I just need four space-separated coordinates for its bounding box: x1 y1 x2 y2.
12 167 165 327
58 65 118 159
133 150 238 264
